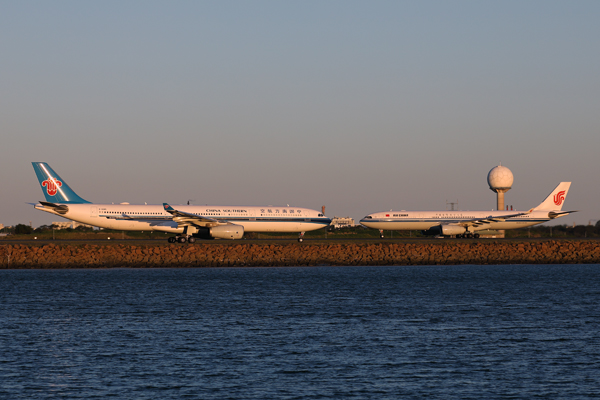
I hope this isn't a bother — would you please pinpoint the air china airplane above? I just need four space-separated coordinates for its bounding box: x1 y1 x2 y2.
32 162 331 243
360 182 576 238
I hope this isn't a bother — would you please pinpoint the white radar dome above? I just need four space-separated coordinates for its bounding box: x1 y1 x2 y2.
487 165 513 190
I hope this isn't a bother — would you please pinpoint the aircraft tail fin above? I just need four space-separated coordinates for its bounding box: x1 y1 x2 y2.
32 162 90 204
533 182 571 211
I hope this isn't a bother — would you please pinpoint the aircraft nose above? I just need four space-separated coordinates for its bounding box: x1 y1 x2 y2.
359 216 374 226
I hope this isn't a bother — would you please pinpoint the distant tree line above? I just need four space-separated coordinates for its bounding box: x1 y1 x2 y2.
3 221 600 238
34 224 95 233
2 224 95 235
505 221 600 238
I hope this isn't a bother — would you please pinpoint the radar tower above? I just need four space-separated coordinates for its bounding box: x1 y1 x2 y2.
487 165 513 211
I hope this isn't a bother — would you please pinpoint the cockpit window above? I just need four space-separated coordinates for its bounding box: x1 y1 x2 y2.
364 216 372 219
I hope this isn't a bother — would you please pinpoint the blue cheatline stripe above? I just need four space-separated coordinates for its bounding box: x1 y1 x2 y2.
101 215 331 224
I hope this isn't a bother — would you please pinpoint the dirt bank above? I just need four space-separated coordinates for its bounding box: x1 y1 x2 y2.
1 240 599 268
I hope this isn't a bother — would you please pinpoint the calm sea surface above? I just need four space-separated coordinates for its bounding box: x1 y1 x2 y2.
1 265 599 399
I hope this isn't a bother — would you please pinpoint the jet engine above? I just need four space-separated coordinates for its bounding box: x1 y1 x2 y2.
440 225 467 236
196 224 244 240
422 224 466 236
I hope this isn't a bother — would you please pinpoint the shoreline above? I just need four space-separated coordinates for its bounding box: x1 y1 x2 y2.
2 240 599 268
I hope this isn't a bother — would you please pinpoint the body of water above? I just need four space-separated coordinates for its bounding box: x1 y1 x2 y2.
1 265 599 399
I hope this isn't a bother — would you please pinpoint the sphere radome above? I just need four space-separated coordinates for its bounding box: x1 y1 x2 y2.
487 165 514 191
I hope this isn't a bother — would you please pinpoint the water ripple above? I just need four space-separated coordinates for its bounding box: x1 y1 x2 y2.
1 265 599 399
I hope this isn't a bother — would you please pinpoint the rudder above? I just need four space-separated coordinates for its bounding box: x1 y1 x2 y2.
533 182 571 211
32 162 90 204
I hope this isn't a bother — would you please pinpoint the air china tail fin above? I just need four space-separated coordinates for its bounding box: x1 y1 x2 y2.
32 162 90 204
533 182 571 211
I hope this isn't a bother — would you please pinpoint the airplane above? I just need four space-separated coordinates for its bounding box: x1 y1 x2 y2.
31 162 331 243
360 182 576 238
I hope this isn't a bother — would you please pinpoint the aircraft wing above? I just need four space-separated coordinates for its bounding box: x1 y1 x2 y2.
163 203 221 228
455 210 534 228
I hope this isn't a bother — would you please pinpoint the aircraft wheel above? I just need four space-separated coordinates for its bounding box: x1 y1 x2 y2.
298 237 303 243
168 237 176 243
178 236 187 243
456 234 462 239
467 233 473 239
474 233 480 239
188 237 196 244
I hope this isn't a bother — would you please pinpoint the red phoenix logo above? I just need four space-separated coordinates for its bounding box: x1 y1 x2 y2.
42 178 62 196
553 190 566 206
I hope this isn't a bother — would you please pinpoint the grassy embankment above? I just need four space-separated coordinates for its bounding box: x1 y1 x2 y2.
2 224 599 242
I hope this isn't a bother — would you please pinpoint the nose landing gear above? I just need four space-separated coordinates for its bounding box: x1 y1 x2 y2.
298 232 305 242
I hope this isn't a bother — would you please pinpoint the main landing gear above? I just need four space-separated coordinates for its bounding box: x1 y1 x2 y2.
168 235 196 244
456 233 480 239
298 232 305 243
379 230 384 238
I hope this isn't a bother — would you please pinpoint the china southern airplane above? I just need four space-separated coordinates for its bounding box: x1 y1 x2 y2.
32 162 331 243
360 182 575 238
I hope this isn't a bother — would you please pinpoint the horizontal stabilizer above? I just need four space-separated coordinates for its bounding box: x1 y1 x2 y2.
37 201 69 215
548 210 578 219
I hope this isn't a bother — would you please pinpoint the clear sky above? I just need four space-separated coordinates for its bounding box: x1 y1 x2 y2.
1 1 599 228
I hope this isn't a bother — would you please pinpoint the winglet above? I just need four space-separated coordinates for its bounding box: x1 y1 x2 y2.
163 203 175 214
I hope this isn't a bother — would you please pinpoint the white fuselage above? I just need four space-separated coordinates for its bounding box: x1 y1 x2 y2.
36 203 330 233
360 210 558 232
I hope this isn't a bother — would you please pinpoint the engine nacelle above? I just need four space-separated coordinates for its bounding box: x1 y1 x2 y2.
440 224 467 236
195 224 244 240
422 224 465 236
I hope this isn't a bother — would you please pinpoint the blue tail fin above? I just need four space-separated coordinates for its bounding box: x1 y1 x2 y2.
32 162 90 204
